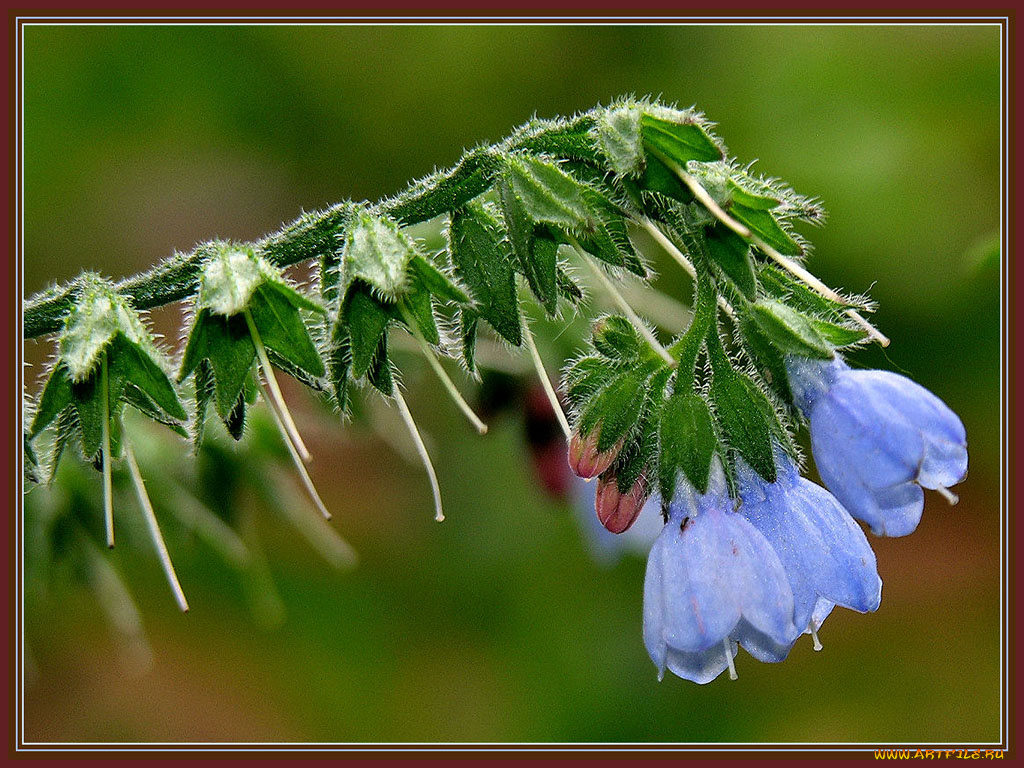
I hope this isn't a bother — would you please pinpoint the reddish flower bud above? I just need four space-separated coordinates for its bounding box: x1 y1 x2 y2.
595 474 650 534
568 429 624 479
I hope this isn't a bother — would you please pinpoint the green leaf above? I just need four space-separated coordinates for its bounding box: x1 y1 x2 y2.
659 390 717 498
30 363 73 438
731 203 802 256
261 278 326 315
249 282 325 378
705 224 756 298
408 254 469 304
597 106 644 177
574 190 641 273
447 202 522 346
182 310 257 420
71 373 104 459
326 322 352 411
499 177 557 313
635 154 693 205
122 385 188 437
343 213 416 297
640 112 723 166
343 286 392 379
459 312 478 373
750 299 833 359
506 155 591 231
563 355 617 409
580 372 645 452
759 265 854 318
737 316 793 406
728 178 780 210
710 370 776 482
107 334 186 421
812 319 867 348
403 284 439 346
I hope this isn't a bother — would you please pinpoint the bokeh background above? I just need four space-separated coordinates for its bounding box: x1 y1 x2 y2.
21 24 1002 743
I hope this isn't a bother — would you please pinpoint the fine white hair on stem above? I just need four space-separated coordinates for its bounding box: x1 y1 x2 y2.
523 320 572 442
259 381 332 521
391 385 445 523
123 438 189 613
243 308 313 462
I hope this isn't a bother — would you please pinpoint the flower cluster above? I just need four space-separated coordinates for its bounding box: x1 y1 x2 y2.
571 352 967 684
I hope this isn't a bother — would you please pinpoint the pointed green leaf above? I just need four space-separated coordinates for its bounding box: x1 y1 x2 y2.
261 278 326 315
326 323 352 412
592 315 641 362
71 373 103 459
499 177 557 313
122 385 188 437
249 282 325 378
659 390 717 498
750 299 833 359
640 112 723 166
636 154 693 205
506 155 591 231
731 203 802 255
344 286 392 379
759 265 854 319
728 178 781 210
738 316 793 405
403 284 439 346
710 370 776 482
367 333 393 396
580 372 645 452
196 313 257 419
447 203 521 346
343 213 416 297
108 334 186 421
30 363 73 438
563 355 617 410
408 254 469 304
705 224 757 298
812 319 867 348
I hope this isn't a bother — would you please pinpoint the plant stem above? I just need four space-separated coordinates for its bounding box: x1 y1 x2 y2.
523 320 572 442
123 437 189 613
259 382 332 521
243 308 312 462
398 302 488 435
571 238 675 366
391 386 445 523
100 352 114 549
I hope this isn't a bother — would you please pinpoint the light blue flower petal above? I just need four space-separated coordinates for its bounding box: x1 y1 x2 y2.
866 482 925 537
663 640 737 684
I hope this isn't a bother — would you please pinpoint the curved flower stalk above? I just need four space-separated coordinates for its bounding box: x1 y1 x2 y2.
786 356 968 537
643 461 797 684
737 450 882 658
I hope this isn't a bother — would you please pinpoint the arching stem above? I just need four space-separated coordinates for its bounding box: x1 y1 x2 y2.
100 352 114 548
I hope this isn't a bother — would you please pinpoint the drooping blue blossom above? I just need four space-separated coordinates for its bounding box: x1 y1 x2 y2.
643 461 797 683
737 450 882 659
786 356 968 537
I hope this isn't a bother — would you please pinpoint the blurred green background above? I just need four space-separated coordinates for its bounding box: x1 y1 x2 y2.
22 24 1001 743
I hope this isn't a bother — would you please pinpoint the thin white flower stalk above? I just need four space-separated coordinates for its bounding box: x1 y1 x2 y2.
100 353 114 548
523 320 572 442
635 217 735 319
723 639 738 681
935 486 960 506
243 308 313 462
122 438 189 613
658 155 890 347
570 237 675 365
391 385 445 523
398 303 488 435
259 381 332 521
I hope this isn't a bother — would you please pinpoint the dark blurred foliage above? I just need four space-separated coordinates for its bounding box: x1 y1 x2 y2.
22 24 1000 743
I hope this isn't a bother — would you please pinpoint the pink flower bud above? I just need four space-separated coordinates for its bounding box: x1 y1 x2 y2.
595 474 650 534
568 429 624 479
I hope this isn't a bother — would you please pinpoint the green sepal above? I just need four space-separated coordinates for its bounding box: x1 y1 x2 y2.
459 312 479 374
555 264 584 306
191 359 215 452
367 333 393 396
343 286 393 379
759 265 856 319
248 282 325 378
29 363 73 438
499 176 557 314
408 254 469 305
705 224 757 298
122 385 188 438
506 154 592 232
326 322 352 412
579 371 645 452
592 315 642 362
634 154 693 205
812 319 867 348
749 299 833 359
447 202 522 346
737 316 793 405
613 367 671 492
180 309 257 420
342 212 417 298
574 190 641 274
107 333 186 422
709 368 777 482
403 284 440 346
728 178 781 210
562 355 618 410
731 203 802 256
597 106 643 177
224 388 249 441
659 389 717 499
640 112 723 166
